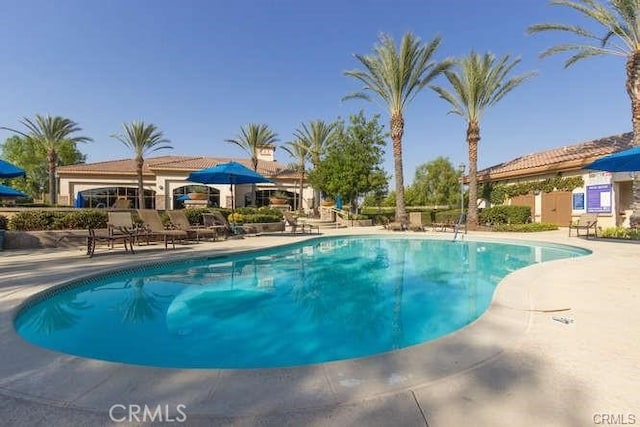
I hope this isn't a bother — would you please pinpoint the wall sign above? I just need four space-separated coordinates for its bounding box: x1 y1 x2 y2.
586 184 612 213
572 193 585 210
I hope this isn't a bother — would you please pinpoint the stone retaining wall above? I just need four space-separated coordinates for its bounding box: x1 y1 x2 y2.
2 230 88 250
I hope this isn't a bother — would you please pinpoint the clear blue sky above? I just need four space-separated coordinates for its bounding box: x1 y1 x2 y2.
0 0 629 184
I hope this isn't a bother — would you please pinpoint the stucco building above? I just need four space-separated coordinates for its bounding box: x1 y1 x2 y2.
57 146 314 211
477 132 635 228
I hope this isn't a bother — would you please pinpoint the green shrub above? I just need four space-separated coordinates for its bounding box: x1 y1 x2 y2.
361 207 395 225
492 223 558 232
183 208 211 225
600 227 640 240
242 213 283 223
433 209 463 224
0 215 7 230
479 205 531 225
7 209 108 231
9 211 60 231
58 210 108 229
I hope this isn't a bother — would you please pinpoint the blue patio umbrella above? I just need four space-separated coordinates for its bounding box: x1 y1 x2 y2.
187 161 272 209
177 194 191 202
586 146 640 172
0 159 26 178
0 184 28 198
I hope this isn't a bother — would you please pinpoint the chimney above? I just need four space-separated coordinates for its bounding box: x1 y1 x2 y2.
258 144 276 162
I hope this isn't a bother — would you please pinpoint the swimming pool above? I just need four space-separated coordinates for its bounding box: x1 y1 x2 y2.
15 236 588 369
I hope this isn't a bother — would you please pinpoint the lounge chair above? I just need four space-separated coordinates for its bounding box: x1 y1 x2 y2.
167 210 218 242
382 216 406 231
136 209 188 249
283 211 319 234
111 198 131 209
443 213 467 234
204 211 252 238
569 213 598 238
408 212 425 231
108 211 149 246
87 227 134 257
202 212 230 239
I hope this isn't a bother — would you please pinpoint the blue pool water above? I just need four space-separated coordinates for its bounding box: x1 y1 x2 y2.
15 237 588 368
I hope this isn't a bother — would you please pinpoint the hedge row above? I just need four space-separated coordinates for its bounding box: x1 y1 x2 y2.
6 207 285 231
600 227 640 240
479 205 532 225
7 210 108 231
492 223 558 232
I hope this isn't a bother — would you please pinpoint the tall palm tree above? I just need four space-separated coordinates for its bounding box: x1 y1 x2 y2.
344 32 451 224
111 121 172 209
2 114 92 204
281 139 310 213
293 120 336 214
226 123 279 206
528 0 640 226
431 52 535 227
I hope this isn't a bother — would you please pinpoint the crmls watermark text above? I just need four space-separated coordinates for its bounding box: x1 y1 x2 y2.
109 404 187 423
593 413 636 425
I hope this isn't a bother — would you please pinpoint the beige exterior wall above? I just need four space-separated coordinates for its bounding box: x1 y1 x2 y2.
58 170 315 211
500 169 634 229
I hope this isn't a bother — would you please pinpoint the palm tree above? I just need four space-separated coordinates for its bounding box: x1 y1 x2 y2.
293 120 336 214
2 114 92 204
431 52 535 227
528 0 640 226
344 32 451 225
281 139 310 213
111 121 172 209
226 123 279 206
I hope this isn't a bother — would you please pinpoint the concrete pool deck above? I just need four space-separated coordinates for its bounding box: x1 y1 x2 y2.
0 227 638 426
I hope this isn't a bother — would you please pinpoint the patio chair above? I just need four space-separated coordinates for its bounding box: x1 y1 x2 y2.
111 198 131 209
108 211 149 246
167 210 218 242
202 212 230 239
381 216 406 231
408 212 425 231
136 209 188 249
283 211 319 234
568 213 598 238
86 227 134 257
442 213 467 234
206 211 253 238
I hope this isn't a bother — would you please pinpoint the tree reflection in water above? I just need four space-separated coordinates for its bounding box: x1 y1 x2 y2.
19 287 92 334
120 277 169 324
291 239 390 342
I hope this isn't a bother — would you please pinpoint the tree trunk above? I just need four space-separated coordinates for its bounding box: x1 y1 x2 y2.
136 157 144 209
47 149 57 205
251 157 258 207
466 120 480 228
299 166 305 214
391 112 407 224
626 53 640 227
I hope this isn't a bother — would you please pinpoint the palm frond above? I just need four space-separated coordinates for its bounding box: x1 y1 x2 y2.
530 0 640 62
225 123 279 169
432 51 534 123
292 120 337 166
343 32 448 115
112 121 171 157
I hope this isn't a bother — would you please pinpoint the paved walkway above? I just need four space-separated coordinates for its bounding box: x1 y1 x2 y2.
0 228 638 426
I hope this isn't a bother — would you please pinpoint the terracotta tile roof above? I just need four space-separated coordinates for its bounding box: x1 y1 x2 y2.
58 155 297 178
477 132 633 181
